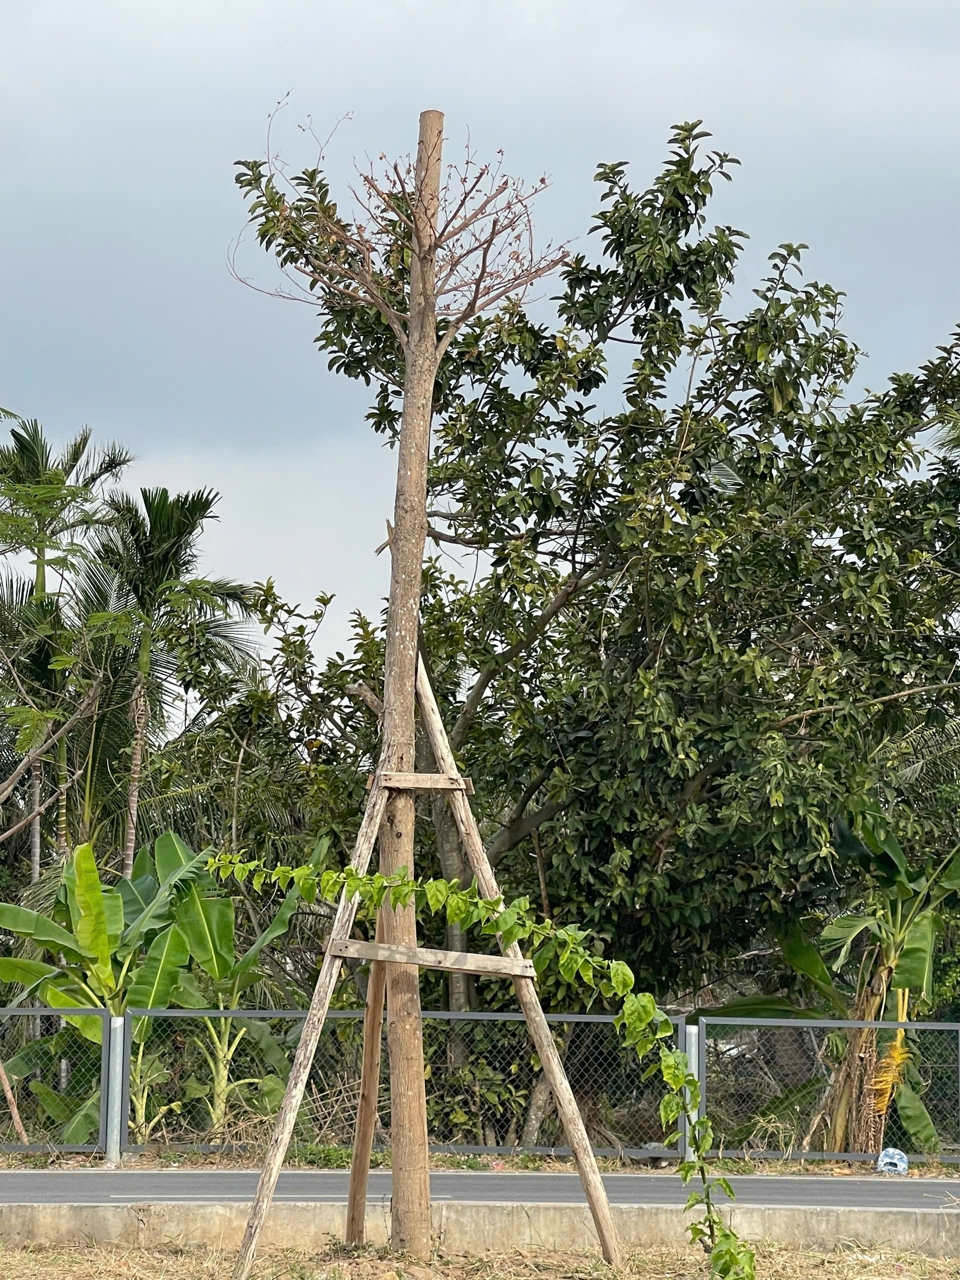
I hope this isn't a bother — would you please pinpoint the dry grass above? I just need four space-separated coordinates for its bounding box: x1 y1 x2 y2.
0 1244 957 1280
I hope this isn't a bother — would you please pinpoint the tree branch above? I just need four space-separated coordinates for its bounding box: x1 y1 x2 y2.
652 758 728 868
774 682 960 731
0 760 85 845
0 679 102 807
346 682 384 719
450 559 608 751
487 798 570 868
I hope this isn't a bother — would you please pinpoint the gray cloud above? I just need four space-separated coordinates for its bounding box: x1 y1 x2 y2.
2 0 959 644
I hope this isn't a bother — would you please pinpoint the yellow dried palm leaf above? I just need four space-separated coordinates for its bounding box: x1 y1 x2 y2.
871 1032 910 1115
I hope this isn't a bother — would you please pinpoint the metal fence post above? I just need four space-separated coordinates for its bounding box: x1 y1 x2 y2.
105 1015 125 1165
682 1021 700 1161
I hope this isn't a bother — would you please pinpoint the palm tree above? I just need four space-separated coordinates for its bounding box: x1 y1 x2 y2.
94 487 256 877
0 412 130 872
0 410 131 595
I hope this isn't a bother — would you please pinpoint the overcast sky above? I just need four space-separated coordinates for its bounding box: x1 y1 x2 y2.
2 0 960 652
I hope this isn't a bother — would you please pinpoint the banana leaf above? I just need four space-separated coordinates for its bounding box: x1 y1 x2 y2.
168 970 207 1008
38 985 103 1044
71 844 119 996
0 904 86 963
121 840 206 952
693 995 821 1021
29 1081 100 1144
118 874 160 926
895 1081 941 1154
728 1076 826 1147
780 924 847 1014
891 911 939 1005
127 924 190 1040
175 894 235 980
236 1017 294 1080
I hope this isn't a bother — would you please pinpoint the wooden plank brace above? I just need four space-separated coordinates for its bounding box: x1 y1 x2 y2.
328 937 535 979
368 771 475 794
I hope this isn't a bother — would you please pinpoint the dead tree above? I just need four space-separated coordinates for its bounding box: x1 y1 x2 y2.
232 110 621 1278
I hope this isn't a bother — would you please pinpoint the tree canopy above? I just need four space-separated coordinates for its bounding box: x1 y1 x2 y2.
1 123 960 1014
233 121 960 1001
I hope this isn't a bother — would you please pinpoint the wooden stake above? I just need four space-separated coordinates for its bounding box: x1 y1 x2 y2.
233 784 390 1280
415 658 623 1269
345 915 386 1245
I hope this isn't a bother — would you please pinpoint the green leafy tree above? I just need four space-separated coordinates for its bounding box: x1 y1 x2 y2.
0 410 130 593
234 120 960 1004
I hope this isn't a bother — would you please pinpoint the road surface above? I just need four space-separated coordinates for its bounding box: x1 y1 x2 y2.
0 1170 955 1211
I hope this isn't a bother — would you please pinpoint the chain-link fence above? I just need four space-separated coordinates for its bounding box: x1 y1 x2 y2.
699 1017 960 1162
121 1010 683 1158
0 1007 107 1150
419 1012 682 1156
4 1008 956 1163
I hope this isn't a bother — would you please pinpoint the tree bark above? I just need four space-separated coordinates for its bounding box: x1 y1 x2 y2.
521 1072 553 1147
433 799 472 1015
30 761 41 884
376 108 444 1260
122 676 147 880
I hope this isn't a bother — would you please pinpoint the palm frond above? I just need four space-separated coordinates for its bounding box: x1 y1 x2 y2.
897 719 960 792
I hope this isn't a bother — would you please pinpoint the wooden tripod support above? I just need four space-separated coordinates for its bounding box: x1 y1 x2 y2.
232 657 622 1279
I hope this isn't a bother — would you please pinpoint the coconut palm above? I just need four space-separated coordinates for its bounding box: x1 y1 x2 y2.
0 412 130 872
94 487 257 877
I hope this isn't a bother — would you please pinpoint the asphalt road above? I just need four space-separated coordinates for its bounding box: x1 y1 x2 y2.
0 1170 956 1211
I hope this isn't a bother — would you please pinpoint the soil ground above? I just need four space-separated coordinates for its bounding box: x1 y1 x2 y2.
0 1244 956 1280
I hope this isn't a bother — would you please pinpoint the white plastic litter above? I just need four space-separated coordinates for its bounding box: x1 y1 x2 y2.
877 1147 909 1175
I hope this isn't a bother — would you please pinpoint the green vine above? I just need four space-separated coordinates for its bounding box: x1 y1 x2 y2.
210 852 756 1278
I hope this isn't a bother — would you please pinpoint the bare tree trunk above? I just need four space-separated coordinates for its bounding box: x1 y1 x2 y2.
521 1073 553 1147
122 677 147 880
55 738 68 858
520 1021 572 1146
376 108 444 1260
30 762 41 883
0 1058 28 1145
433 800 471 1012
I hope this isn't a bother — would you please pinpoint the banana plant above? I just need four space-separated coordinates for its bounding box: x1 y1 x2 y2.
0 832 305 1144
126 832 311 1140
780 807 960 1154
0 835 210 1141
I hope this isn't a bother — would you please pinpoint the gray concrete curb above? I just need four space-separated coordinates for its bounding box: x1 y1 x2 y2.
0 1201 957 1258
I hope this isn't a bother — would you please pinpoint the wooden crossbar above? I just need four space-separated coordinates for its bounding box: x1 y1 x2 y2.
368 771 475 794
328 937 534 979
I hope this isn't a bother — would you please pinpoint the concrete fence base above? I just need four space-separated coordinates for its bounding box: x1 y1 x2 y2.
0 1201 957 1259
